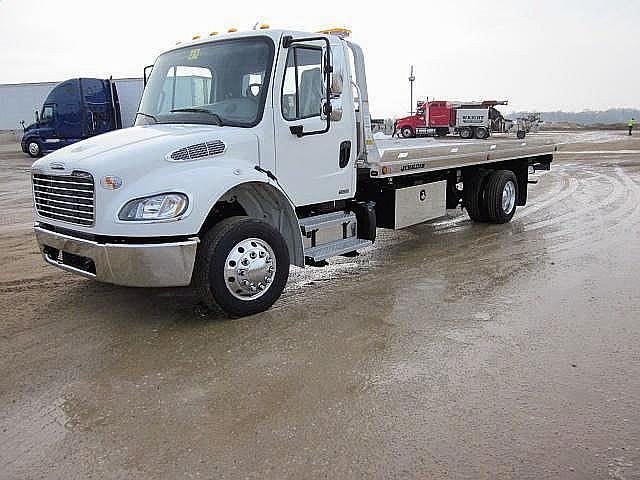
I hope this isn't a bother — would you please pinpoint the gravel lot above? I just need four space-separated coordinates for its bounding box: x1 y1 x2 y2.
1 130 639 479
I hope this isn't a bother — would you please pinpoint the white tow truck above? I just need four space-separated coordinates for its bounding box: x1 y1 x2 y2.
31 27 555 316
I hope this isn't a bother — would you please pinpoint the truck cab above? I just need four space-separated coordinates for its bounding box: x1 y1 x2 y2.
32 29 364 315
395 100 454 138
31 28 553 317
22 78 122 157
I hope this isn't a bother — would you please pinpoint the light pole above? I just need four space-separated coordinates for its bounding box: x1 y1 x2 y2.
409 65 415 115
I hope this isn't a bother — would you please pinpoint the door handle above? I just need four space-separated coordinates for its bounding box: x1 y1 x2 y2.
290 125 304 137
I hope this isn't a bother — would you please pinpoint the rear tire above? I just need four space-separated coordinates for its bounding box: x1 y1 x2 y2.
517 130 526 139
193 217 290 317
463 171 490 222
401 126 415 138
484 170 518 224
459 127 473 139
475 126 489 139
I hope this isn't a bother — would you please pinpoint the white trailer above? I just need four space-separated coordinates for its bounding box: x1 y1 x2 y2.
30 28 555 316
456 108 491 139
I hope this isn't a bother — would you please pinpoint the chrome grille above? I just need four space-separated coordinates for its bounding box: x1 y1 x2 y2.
169 140 226 161
32 172 95 226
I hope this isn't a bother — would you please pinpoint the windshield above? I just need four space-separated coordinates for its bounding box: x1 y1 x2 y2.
136 37 274 127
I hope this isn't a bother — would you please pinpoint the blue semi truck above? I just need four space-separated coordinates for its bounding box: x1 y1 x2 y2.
21 78 140 158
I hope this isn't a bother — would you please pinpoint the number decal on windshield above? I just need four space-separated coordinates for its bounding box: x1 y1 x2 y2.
187 48 200 61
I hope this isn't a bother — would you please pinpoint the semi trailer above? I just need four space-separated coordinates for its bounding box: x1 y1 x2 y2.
21 77 143 158
31 27 555 316
395 100 524 140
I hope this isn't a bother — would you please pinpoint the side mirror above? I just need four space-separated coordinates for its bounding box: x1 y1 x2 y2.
34 110 39 123
330 71 343 96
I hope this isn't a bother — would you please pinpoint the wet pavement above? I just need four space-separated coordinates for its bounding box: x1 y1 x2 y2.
1 130 639 479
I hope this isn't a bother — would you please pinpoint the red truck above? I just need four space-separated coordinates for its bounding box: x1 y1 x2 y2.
395 100 519 140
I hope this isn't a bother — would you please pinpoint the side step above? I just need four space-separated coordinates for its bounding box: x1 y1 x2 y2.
305 237 372 263
299 211 356 236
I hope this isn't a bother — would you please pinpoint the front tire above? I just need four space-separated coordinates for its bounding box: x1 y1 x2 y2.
27 140 42 158
193 217 290 317
400 126 414 138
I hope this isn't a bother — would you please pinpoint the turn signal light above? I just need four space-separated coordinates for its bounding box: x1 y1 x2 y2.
209 31 219 36
228 27 237 32
192 34 201 40
260 23 270 29
316 27 352 38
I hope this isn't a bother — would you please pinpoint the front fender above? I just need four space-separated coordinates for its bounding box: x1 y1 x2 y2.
212 180 305 267
80 157 304 267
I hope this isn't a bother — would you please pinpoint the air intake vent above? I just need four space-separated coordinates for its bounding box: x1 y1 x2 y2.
168 140 226 161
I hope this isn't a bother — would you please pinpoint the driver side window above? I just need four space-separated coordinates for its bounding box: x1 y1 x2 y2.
281 46 323 121
41 104 55 121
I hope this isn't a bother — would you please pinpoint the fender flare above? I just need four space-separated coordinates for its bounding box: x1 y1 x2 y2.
208 180 305 267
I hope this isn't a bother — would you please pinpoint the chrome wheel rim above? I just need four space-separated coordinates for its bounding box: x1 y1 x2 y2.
224 237 276 301
28 142 39 156
502 180 516 214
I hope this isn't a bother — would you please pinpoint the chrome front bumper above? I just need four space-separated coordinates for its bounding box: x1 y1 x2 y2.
34 226 199 287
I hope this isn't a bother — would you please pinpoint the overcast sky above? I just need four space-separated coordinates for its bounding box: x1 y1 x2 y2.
0 0 637 117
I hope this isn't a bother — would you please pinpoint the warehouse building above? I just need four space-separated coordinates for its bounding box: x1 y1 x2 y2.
0 78 143 131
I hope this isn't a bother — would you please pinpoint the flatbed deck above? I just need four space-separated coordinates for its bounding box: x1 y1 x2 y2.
365 134 556 178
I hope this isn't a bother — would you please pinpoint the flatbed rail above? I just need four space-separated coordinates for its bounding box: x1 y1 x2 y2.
366 135 556 178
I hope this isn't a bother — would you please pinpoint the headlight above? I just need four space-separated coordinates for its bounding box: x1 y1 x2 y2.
118 193 188 221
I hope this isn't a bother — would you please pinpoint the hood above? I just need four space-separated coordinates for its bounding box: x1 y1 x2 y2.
34 124 257 170
44 124 227 162
32 124 260 176
396 114 417 123
23 122 38 133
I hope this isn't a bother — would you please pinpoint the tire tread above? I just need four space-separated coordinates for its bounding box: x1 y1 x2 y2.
464 171 490 222
193 216 289 317
484 170 517 224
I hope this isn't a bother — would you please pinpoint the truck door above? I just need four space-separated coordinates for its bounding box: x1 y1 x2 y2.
37 104 57 144
273 39 356 206
81 78 114 136
52 79 84 142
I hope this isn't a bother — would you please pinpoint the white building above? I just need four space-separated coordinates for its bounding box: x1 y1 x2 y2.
0 78 143 131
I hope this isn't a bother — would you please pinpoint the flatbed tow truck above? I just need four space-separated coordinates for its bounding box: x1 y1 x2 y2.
31 27 555 316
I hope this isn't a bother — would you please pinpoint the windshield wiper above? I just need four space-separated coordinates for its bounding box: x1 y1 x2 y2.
136 111 158 123
169 108 225 125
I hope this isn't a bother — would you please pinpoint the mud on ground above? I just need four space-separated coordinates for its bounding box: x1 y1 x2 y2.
1 131 639 479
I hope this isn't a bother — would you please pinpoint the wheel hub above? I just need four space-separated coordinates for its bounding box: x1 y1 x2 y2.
502 180 516 214
28 142 39 155
224 238 276 300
